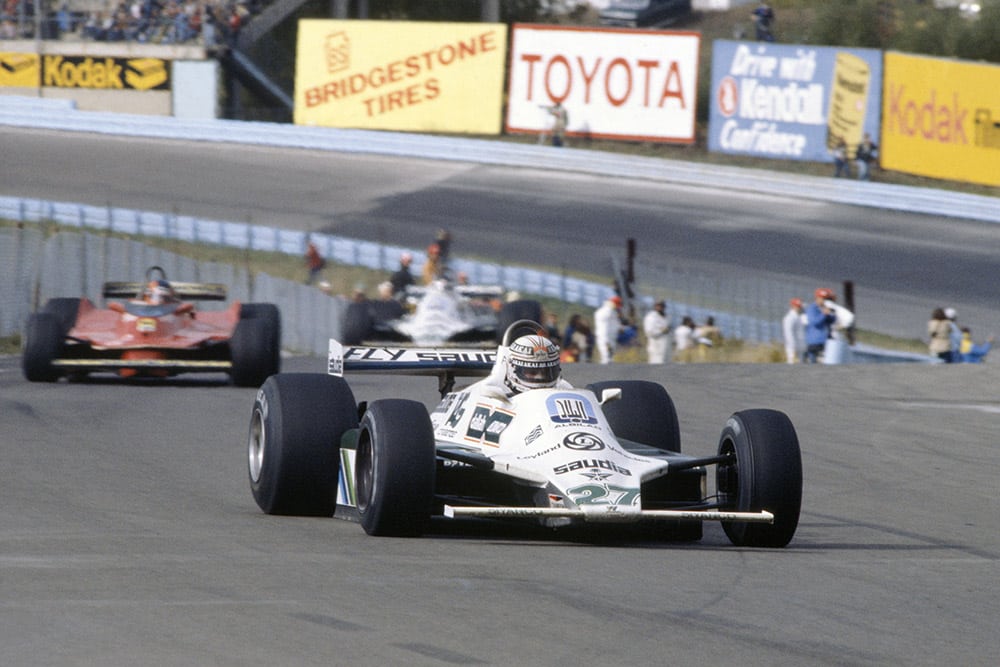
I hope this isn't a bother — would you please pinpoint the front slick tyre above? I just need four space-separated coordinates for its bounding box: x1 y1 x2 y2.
248 373 358 516
356 399 435 537
717 409 802 548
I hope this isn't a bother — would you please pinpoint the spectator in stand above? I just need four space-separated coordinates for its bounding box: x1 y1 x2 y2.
958 327 993 363
804 288 837 363
927 307 953 362
544 312 563 346
820 290 854 364
547 101 569 147
562 314 593 363
782 297 806 364
373 280 404 320
855 133 878 181
752 1 775 42
560 338 581 363
422 243 443 284
389 251 415 298
693 315 722 360
695 316 723 347
642 299 671 364
593 295 623 364
832 137 850 178
673 316 696 361
942 307 963 362
304 240 325 285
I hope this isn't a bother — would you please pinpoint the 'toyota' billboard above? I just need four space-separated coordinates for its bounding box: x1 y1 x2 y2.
506 24 699 144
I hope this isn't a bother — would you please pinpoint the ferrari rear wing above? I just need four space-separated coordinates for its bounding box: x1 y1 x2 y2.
102 281 228 301
328 339 494 394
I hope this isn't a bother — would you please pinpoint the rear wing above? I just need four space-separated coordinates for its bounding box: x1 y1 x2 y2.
328 339 495 396
102 281 228 301
404 284 505 301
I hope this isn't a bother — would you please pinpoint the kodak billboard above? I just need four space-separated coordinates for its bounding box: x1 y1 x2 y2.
0 52 39 88
881 52 1000 188
295 20 507 134
505 25 700 143
0 53 169 90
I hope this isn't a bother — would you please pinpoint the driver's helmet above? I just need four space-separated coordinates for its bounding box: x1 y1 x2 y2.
145 279 175 305
504 334 561 394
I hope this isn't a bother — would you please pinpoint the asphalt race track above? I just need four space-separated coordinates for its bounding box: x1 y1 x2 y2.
3 126 1000 339
3 128 1000 665
2 354 999 665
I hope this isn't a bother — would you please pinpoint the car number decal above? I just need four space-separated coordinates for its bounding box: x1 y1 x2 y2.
464 404 514 446
567 483 641 506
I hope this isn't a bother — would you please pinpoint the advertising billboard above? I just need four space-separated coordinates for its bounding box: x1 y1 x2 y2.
0 52 39 88
506 24 700 144
708 40 882 162
294 20 508 134
881 52 1000 188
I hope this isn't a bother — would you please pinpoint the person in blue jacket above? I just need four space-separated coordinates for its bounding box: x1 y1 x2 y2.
959 327 993 363
803 287 837 363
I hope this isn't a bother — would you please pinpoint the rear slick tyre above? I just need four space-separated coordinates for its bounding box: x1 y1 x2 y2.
586 380 681 453
716 409 802 548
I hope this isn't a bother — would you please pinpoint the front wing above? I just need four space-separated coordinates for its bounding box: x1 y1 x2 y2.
444 505 775 524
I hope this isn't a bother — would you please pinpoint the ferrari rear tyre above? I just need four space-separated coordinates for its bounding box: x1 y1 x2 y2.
717 409 802 548
356 399 436 537
23 313 64 382
42 298 81 336
497 300 543 343
248 373 358 516
586 380 681 453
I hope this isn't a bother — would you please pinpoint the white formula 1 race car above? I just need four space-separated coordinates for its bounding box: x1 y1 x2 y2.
341 280 542 346
247 321 802 547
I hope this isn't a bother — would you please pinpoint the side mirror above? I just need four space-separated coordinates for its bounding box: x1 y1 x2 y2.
599 388 622 405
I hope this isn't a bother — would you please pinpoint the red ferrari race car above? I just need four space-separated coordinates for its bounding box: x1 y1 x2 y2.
22 266 281 386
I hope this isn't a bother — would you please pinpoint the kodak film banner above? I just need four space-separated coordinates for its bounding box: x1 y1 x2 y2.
1 52 39 88
506 25 700 143
43 56 169 90
295 20 507 134
882 52 1000 188
708 41 882 162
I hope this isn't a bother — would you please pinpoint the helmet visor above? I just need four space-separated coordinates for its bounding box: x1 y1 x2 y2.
513 362 559 386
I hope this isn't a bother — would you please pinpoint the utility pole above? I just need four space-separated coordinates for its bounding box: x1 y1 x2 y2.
482 0 500 22
331 0 367 18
